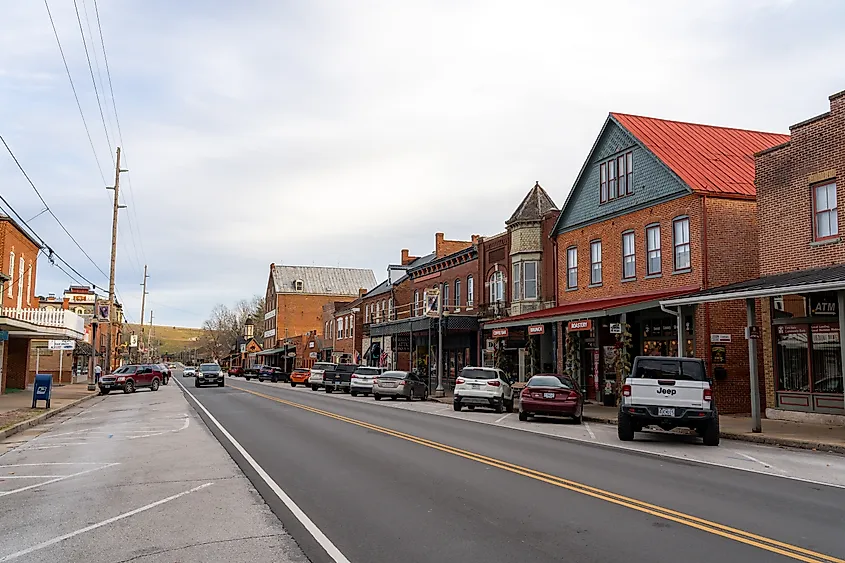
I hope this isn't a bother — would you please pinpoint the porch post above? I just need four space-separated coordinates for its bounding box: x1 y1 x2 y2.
838 291 845 410
676 306 686 358
746 298 761 433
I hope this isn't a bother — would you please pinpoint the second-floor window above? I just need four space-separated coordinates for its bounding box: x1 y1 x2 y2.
7 251 13 298
646 224 661 275
454 279 461 308
814 182 838 240
600 151 634 203
590 241 602 285
442 283 449 310
489 271 504 303
622 231 635 279
467 275 474 306
512 263 521 301
566 246 578 289
337 318 343 339
673 217 691 271
388 298 394 320
414 291 420 316
523 262 537 300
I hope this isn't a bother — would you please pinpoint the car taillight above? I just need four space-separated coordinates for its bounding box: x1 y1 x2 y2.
398 380 405 385
704 388 712 401
372 378 378 384
351 374 358 379
455 377 465 385
622 384 632 397
487 380 500 387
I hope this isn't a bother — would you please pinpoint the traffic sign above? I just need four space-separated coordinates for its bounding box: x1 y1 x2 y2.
48 340 76 351
129 334 138 347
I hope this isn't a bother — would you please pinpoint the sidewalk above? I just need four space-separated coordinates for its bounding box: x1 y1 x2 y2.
431 392 845 453
0 382 97 436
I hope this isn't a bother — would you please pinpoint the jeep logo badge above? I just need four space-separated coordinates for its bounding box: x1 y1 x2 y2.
656 388 677 396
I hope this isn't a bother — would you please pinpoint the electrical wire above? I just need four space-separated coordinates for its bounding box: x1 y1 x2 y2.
43 0 108 185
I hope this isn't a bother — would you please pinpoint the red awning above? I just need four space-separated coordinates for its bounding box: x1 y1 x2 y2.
483 285 700 330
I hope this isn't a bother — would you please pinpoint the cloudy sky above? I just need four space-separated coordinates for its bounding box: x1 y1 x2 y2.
0 0 842 327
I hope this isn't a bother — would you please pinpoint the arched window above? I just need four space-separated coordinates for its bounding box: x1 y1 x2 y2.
489 271 504 303
467 276 474 306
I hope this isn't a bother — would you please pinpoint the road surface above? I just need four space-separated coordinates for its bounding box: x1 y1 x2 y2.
182 376 845 563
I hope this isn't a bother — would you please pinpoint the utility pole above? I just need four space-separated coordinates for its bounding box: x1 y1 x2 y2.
105 147 127 373
139 265 148 362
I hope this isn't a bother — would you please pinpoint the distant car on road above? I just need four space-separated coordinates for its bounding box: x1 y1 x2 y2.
373 370 428 401
228 366 244 377
290 368 310 387
453 367 514 413
518 374 583 424
309 362 335 391
196 363 225 388
349 366 384 397
99 364 164 394
324 363 359 393
183 367 196 377
258 366 286 383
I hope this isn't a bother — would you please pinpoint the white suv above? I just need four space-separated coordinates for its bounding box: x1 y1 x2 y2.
309 362 335 391
619 356 719 446
453 367 514 413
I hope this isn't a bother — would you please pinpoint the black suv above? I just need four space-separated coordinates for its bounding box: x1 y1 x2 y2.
324 364 360 393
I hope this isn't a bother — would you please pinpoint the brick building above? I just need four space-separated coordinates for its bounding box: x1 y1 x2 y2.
330 294 365 364
494 113 787 413
663 89 845 423
261 264 376 369
480 183 560 381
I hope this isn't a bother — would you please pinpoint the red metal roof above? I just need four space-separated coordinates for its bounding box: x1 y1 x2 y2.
484 286 700 327
611 113 789 198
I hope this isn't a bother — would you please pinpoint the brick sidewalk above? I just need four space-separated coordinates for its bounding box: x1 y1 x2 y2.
0 383 97 434
432 393 845 453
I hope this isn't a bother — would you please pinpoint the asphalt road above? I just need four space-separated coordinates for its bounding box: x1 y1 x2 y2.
182 376 845 563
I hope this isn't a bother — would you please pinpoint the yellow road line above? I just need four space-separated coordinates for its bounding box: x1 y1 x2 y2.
228 384 841 563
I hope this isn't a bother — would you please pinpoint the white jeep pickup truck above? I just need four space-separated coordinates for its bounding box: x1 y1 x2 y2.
618 356 719 446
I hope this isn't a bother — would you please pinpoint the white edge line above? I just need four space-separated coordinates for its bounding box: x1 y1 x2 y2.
583 422 597 440
0 475 78 479
0 463 105 467
493 413 511 424
227 381 845 491
0 463 119 497
174 378 352 563
0 482 212 562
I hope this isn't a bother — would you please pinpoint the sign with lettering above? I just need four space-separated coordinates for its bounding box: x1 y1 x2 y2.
129 334 138 347
424 289 440 318
567 319 592 332
309 341 315 348
710 333 732 343
48 340 76 351
711 344 727 364
609 323 622 334
492 328 509 338
745 326 761 340
809 294 837 316
527 325 545 335
309 352 318 359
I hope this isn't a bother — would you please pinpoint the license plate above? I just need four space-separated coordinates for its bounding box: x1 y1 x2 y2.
543 392 555 399
101 384 111 389
383 382 396 388
658 407 675 417
471 384 481 389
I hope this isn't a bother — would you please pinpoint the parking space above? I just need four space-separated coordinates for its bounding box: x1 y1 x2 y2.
232 377 845 488
0 378 307 563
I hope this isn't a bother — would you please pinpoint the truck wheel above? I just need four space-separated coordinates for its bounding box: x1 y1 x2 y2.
100 389 110 395
703 417 720 446
618 413 635 441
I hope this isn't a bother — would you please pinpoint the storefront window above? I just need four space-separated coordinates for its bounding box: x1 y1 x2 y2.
811 324 842 394
776 325 809 392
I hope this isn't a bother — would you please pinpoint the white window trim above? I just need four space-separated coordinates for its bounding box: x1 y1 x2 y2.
467 276 474 307
26 262 31 305
7 251 13 298
646 224 661 275
673 216 691 271
17 255 24 309
590 240 602 285
622 231 636 280
523 261 538 300
512 263 521 301
566 246 578 289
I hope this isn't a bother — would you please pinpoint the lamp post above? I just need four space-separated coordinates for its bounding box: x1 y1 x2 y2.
87 318 98 392
435 284 445 398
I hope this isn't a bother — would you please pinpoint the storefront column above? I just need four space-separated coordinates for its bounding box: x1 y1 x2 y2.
746 298 761 433
838 290 845 408
676 307 686 358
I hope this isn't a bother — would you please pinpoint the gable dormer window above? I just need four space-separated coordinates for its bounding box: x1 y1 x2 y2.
600 151 634 204
294 280 304 292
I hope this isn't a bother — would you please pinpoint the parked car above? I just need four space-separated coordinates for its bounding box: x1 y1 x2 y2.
183 366 196 377
228 366 244 377
99 364 164 394
324 364 359 393
453 367 514 413
154 363 171 385
373 370 428 401
196 363 225 387
349 366 385 396
309 362 336 390
258 365 287 383
618 356 718 446
290 368 311 387
518 374 583 424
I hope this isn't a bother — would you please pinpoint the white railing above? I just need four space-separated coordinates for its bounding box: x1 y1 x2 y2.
1 307 85 336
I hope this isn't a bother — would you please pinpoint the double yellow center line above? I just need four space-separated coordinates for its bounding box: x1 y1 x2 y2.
230 383 841 563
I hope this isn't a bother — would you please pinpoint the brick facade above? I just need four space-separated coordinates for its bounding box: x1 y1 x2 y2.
0 217 39 309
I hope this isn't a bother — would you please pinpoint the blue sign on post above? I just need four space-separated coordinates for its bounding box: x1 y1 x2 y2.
0 330 8 341
32 374 52 409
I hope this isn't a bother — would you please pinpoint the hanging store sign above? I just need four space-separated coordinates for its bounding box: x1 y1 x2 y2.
492 328 509 338
609 323 622 335
745 326 761 340
567 320 592 332
527 325 545 335
809 294 838 316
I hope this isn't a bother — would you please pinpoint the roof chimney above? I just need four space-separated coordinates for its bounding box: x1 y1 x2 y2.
359 287 368 297
471 234 479 245
435 232 445 257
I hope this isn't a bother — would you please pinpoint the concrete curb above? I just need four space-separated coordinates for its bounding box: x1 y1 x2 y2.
432 397 844 454
0 392 100 441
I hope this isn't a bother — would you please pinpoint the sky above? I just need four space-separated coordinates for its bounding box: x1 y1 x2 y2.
0 0 843 328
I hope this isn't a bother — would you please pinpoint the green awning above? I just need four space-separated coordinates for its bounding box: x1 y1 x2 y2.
256 347 285 356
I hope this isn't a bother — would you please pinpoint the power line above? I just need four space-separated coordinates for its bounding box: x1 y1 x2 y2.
0 134 110 283
71 0 113 159
43 0 107 185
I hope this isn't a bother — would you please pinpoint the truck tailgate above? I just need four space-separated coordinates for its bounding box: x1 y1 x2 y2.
629 379 704 409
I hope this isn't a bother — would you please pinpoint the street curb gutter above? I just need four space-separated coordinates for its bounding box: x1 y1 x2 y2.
0 392 100 441
430 397 845 454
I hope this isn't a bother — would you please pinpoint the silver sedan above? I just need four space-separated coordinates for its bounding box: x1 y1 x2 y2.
373 371 428 401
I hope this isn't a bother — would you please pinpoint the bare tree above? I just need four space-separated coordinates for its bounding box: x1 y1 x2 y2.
201 295 264 359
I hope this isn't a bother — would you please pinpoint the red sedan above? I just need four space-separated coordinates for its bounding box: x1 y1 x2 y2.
518 374 583 424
